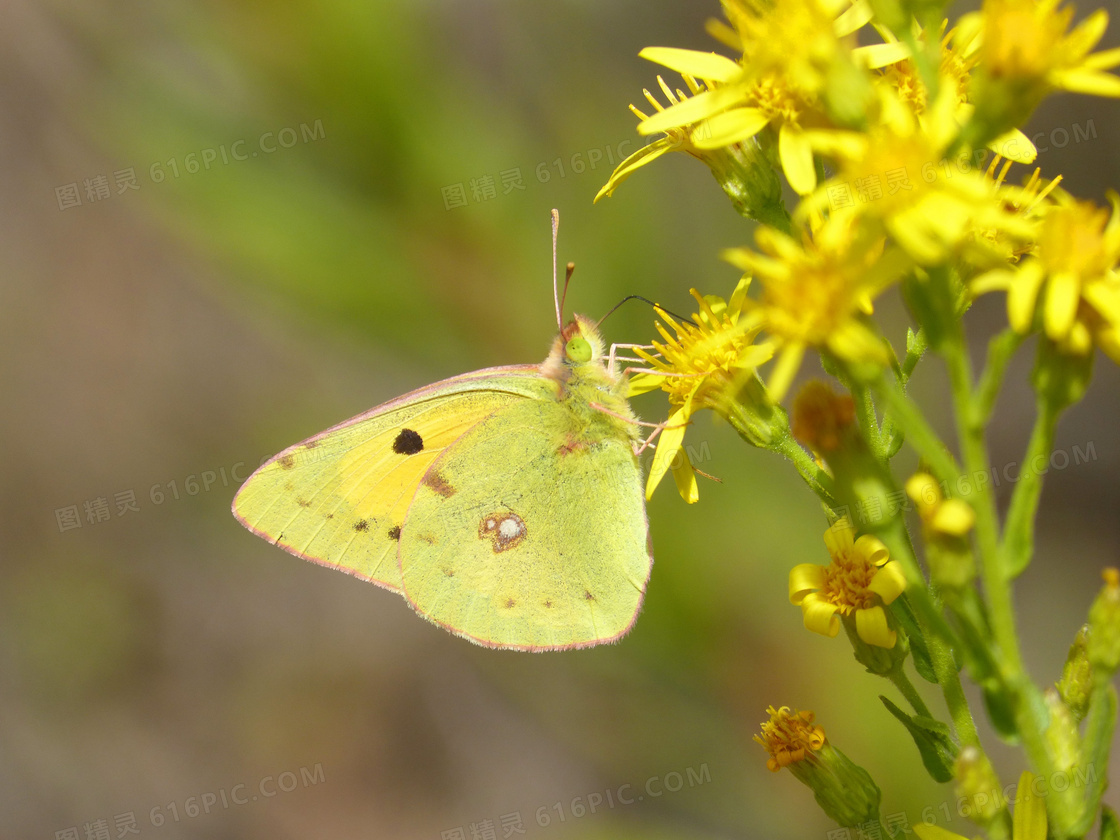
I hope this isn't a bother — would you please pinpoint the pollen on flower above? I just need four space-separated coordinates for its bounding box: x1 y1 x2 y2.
754 705 826 772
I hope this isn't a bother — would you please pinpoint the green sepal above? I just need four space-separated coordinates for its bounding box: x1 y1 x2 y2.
880 695 958 782
708 137 791 234
1032 337 1093 413
788 743 882 828
891 594 938 684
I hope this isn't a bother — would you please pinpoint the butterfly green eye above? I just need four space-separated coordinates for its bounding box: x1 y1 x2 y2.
565 336 592 363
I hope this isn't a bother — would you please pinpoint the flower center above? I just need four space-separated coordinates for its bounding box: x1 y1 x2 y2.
755 705 826 772
821 549 879 611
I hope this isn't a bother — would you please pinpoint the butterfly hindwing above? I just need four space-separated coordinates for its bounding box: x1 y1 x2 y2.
399 396 651 650
232 366 554 591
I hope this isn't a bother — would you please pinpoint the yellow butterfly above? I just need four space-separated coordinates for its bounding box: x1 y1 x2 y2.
233 217 653 651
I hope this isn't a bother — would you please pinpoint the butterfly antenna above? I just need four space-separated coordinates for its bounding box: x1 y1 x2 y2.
551 209 562 331
559 262 576 325
597 295 692 328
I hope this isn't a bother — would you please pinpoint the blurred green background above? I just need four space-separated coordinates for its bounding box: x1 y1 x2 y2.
3 1 1120 838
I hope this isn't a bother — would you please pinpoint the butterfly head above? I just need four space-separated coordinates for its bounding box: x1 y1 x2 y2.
544 314 615 385
559 315 605 367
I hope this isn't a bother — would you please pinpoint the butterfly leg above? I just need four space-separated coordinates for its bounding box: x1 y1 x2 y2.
607 342 655 371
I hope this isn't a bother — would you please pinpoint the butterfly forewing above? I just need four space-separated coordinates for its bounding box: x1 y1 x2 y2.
232 367 552 591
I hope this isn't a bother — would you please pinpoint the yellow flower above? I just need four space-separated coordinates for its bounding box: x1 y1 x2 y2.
799 82 1035 265
630 278 774 501
960 0 1120 99
906 472 975 537
972 194 1120 361
753 705 826 772
868 22 1038 164
915 771 1047 840
967 156 1064 266
789 518 906 648
724 214 912 400
595 75 717 202
626 0 868 195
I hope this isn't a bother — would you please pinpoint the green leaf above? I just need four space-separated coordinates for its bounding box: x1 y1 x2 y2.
892 595 938 684
880 695 958 782
982 679 1020 743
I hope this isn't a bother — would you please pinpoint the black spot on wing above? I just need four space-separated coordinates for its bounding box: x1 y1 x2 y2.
387 525 401 541
393 428 424 455
297 498 311 508
278 455 295 470
354 520 369 532
584 590 595 601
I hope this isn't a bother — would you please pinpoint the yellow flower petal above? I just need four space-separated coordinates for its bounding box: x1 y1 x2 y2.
826 319 890 365
971 267 1016 296
671 447 699 504
854 535 890 566
627 371 672 397
834 0 873 36
988 128 1037 164
801 595 841 638
1044 271 1081 339
931 499 976 536
855 605 896 648
789 563 826 605
823 518 855 557
779 124 817 195
638 87 743 135
868 562 907 605
692 107 771 149
853 41 912 69
767 343 805 403
1007 262 1046 332
645 405 690 500
595 139 675 201
914 825 968 840
638 46 743 83
1013 771 1048 840
1054 68 1120 97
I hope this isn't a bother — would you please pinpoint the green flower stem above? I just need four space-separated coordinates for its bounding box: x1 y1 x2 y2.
939 330 1021 673
1001 394 1059 579
719 396 837 506
874 374 962 486
889 666 933 719
768 428 837 507
850 380 887 463
938 312 1061 796
972 328 1024 428
927 627 981 749
876 518 981 749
